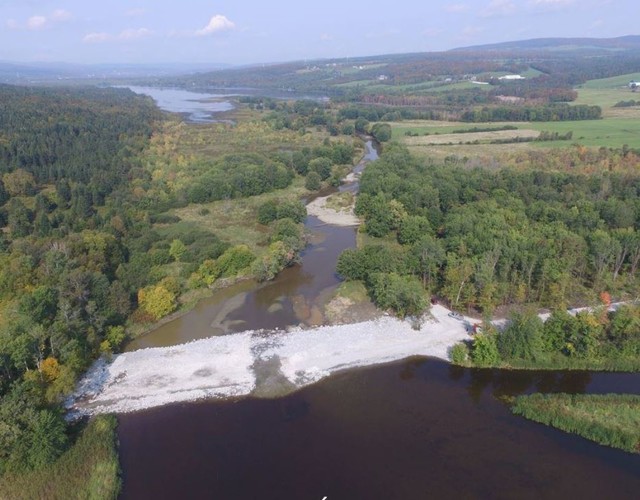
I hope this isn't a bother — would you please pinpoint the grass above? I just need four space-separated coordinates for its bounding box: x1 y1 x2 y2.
0 415 121 500
168 176 309 255
511 393 640 454
392 113 640 153
333 280 370 303
325 191 355 212
388 71 640 158
579 72 640 90
356 228 403 251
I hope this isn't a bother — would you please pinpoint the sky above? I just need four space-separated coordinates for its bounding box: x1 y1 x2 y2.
0 0 636 66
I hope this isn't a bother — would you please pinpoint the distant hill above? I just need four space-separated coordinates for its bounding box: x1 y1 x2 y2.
0 61 233 84
452 35 640 53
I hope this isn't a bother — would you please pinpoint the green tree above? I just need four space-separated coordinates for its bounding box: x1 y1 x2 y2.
137 285 177 321
169 239 187 262
7 199 32 238
471 332 500 367
541 309 576 353
407 235 445 288
305 171 321 191
216 245 256 277
498 310 544 361
308 157 332 180
370 123 392 142
398 215 432 245
369 272 428 317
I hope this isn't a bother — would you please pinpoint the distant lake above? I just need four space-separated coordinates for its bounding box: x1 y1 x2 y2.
123 86 235 123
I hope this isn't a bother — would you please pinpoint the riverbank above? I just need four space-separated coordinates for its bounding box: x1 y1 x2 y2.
511 393 640 454
66 304 468 416
0 415 121 500
306 193 360 226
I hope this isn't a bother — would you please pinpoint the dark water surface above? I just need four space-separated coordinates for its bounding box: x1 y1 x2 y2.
118 358 640 499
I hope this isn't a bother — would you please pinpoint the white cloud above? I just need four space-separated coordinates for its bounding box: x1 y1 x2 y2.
12 10 72 31
83 32 111 43
445 4 470 13
27 15 47 30
196 15 235 36
83 28 154 43
460 25 486 39
528 0 575 10
51 9 72 22
530 0 574 4
118 28 153 40
481 0 516 17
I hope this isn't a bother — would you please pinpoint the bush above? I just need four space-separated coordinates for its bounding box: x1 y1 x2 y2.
216 245 256 277
370 123 392 142
369 272 427 317
305 171 321 191
498 311 544 361
336 245 401 284
471 332 500 367
257 200 279 225
309 157 332 180
451 342 470 365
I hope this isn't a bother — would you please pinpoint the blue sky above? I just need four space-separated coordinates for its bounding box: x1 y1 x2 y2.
0 0 636 65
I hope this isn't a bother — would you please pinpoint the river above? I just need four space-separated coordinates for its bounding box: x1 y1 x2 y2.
116 89 640 499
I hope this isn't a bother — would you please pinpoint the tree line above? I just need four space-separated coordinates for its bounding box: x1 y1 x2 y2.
337 143 640 317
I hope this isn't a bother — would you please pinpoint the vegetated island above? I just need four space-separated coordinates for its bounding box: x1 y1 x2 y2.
511 393 640 454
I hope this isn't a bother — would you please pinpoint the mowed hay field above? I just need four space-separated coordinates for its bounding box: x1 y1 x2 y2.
393 73 640 158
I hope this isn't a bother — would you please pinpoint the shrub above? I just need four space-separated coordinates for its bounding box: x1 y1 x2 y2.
451 342 470 365
216 245 256 277
471 332 500 367
305 171 321 191
369 272 428 317
498 311 544 361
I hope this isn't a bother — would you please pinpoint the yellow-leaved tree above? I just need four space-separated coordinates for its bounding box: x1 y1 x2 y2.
138 284 177 321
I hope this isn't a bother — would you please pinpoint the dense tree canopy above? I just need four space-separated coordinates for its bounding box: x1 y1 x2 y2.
339 143 640 315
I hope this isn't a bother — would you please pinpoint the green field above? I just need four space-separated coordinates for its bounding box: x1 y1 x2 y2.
579 72 640 89
389 72 640 151
512 394 640 454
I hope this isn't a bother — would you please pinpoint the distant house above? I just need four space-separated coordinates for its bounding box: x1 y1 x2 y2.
498 74 525 80
377 74 389 81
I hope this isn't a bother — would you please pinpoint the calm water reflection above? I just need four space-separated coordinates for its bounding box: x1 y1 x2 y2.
125 86 235 123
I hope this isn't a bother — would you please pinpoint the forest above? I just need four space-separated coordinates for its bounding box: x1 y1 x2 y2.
338 143 640 316
0 85 164 476
0 83 357 480
2 36 640 485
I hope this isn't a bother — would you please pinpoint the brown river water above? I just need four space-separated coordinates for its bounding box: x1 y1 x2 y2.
118 360 640 499
116 91 640 498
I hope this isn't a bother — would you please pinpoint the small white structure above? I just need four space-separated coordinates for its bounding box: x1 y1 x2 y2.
498 74 525 80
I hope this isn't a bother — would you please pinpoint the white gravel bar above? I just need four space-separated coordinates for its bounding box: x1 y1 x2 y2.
66 305 470 417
